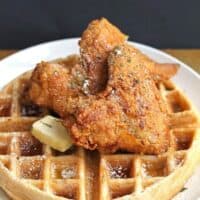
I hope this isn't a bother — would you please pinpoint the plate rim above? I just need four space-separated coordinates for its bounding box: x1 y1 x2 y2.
0 37 199 81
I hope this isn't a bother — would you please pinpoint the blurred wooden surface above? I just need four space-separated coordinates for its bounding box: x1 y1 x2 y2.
164 49 200 74
0 49 200 74
0 50 16 60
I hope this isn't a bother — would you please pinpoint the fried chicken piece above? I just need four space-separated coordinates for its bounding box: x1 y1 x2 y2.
67 44 169 154
29 45 170 154
130 48 179 81
79 18 178 93
29 55 90 115
29 18 177 154
79 18 127 93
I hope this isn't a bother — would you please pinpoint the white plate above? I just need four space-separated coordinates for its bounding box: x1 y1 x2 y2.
0 38 200 200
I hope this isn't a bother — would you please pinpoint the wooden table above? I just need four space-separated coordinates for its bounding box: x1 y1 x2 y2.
0 49 200 74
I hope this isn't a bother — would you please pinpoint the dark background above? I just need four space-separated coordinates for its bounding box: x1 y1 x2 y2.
0 0 199 49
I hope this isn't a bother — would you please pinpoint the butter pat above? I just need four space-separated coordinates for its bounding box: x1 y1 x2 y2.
32 115 73 152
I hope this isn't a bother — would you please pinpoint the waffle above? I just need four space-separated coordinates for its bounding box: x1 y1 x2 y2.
0 65 199 200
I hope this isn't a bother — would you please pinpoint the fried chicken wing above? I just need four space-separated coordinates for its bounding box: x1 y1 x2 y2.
29 45 170 154
130 48 179 81
67 44 169 154
29 55 89 115
79 18 127 93
28 18 179 154
79 18 178 91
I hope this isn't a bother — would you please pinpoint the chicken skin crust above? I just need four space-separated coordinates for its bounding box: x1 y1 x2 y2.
79 18 178 93
66 44 170 154
28 18 179 154
29 45 170 154
29 55 89 115
79 18 127 93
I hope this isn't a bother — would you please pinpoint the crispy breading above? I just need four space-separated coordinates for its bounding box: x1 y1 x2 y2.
131 48 179 81
29 45 170 154
28 18 179 154
79 18 127 93
79 18 178 93
67 44 169 154
29 55 89 115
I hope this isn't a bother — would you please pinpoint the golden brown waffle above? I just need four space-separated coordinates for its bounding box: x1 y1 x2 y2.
99 80 200 200
0 64 199 200
0 69 87 200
